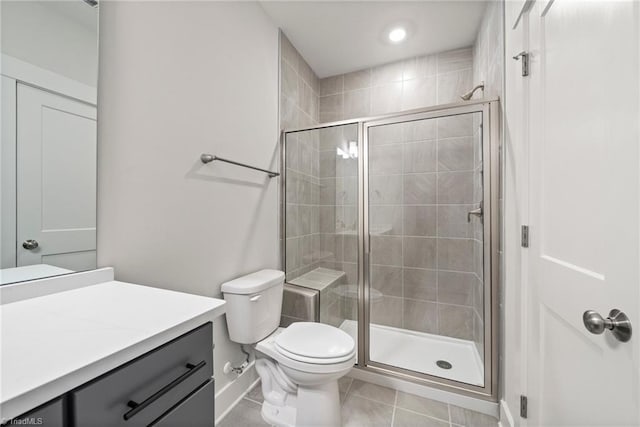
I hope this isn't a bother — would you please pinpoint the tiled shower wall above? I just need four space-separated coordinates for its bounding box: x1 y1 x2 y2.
319 47 474 122
280 33 322 280
366 114 484 345
315 48 485 345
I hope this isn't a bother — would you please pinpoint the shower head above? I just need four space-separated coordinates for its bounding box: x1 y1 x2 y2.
460 82 485 101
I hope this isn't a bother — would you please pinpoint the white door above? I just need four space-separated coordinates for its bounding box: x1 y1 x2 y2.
526 1 639 425
17 83 97 270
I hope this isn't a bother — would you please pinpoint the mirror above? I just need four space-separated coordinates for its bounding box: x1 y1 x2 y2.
1 1 99 285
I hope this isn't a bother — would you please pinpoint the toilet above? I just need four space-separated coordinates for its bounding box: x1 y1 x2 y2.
222 269 356 427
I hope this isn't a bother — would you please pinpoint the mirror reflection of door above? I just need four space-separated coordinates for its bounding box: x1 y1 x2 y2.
0 0 98 284
16 84 97 270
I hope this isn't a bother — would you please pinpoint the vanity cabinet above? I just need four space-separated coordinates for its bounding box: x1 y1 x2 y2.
5 397 65 427
3 322 214 427
72 322 213 426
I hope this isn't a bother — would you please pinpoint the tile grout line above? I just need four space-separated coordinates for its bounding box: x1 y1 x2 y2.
390 390 399 427
391 403 453 424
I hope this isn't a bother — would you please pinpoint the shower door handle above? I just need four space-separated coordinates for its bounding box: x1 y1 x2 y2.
467 205 483 223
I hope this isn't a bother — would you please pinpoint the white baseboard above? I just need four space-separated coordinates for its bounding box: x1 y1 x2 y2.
214 362 259 425
499 399 515 427
348 367 500 418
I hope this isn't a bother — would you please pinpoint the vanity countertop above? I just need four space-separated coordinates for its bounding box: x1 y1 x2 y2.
0 280 226 422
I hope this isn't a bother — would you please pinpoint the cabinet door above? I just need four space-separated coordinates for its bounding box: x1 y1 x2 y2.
150 380 214 427
3 397 64 427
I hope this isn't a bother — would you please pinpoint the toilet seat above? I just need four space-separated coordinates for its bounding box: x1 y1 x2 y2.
256 327 356 374
274 322 355 364
275 345 355 365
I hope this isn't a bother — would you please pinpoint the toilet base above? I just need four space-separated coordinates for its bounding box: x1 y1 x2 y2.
260 381 341 427
295 381 341 427
262 400 296 427
256 358 343 427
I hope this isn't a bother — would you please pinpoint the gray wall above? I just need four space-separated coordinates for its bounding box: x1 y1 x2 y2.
96 1 279 419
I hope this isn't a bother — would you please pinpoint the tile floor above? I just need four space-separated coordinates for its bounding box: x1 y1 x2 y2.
219 377 499 427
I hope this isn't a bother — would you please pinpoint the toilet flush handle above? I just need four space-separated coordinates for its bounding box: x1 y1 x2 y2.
250 294 262 302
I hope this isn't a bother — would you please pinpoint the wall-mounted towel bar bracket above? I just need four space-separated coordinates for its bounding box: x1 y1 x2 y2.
200 154 279 178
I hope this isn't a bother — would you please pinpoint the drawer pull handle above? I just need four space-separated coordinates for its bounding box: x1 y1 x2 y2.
123 360 206 421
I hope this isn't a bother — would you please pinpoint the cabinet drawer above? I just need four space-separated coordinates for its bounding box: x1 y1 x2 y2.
72 322 213 427
3 397 64 427
150 380 214 427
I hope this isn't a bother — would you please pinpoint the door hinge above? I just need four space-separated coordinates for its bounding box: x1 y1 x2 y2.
520 395 528 418
521 225 529 248
513 51 529 77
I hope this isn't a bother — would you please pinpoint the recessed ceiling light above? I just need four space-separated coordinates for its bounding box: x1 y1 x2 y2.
388 27 407 43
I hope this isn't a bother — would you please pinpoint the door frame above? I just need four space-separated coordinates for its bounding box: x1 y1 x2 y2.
280 98 501 401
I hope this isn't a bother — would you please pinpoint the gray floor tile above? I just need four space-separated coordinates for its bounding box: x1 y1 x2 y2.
348 379 397 405
449 405 499 427
218 398 269 427
395 392 450 422
393 409 450 427
338 376 354 394
246 381 264 403
342 394 394 427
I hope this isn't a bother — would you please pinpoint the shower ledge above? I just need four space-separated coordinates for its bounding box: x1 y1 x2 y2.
335 224 392 236
288 267 346 292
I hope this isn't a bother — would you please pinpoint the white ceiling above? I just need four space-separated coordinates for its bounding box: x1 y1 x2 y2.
260 1 489 78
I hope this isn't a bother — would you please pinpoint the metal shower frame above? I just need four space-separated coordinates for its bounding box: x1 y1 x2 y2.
280 98 501 401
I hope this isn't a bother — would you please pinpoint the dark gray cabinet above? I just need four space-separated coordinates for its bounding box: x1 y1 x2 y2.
72 322 213 426
151 380 214 426
3 397 65 427
4 322 214 427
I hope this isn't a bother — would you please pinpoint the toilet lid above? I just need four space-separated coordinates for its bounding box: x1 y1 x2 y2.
275 322 355 360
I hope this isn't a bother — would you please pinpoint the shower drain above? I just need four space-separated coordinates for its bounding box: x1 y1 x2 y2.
436 360 452 370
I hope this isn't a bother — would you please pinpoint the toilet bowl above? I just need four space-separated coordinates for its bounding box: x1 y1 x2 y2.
221 270 355 427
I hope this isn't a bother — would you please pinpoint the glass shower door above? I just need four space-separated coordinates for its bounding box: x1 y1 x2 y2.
283 123 360 345
365 111 486 386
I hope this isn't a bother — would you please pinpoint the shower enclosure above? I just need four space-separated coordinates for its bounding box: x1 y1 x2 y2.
281 99 499 399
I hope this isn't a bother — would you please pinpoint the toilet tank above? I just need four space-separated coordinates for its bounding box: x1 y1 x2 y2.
221 269 284 344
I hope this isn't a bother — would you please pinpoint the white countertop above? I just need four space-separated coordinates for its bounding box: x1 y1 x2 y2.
0 280 226 422
0 264 74 285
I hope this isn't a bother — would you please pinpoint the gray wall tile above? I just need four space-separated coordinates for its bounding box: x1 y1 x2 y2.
404 299 438 333
403 140 437 173
371 295 403 328
371 82 403 115
404 173 437 204
371 265 403 297
438 304 474 340
403 268 437 301
438 136 474 171
437 205 474 238
437 171 474 204
438 271 475 306
403 205 437 237
371 235 403 266
344 69 371 91
344 88 371 118
403 237 437 268
438 238 475 272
